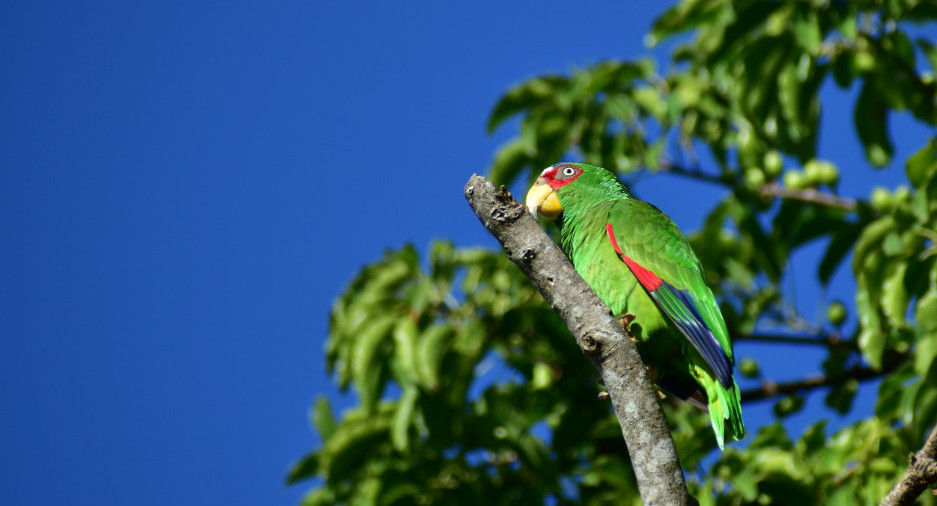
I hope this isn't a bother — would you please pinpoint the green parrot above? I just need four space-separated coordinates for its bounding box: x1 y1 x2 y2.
525 162 745 449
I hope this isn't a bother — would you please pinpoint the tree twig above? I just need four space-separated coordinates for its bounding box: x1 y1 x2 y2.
733 331 856 349
740 365 884 402
758 182 857 211
658 159 731 186
464 174 694 506
881 424 937 506
658 161 858 212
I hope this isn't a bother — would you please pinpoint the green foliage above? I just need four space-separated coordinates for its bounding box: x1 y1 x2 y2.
294 0 937 503
692 419 926 505
292 243 649 504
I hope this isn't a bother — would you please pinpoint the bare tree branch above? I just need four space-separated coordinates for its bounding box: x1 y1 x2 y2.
758 182 857 211
657 160 858 211
464 174 693 506
740 365 884 402
733 331 856 349
658 159 730 186
882 424 937 506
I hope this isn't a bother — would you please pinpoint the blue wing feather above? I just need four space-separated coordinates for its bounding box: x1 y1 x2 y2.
645 280 733 388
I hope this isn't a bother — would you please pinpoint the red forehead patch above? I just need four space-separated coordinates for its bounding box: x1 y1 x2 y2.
542 164 582 190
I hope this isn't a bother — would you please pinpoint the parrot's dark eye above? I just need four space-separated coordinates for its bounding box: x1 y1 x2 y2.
562 166 576 177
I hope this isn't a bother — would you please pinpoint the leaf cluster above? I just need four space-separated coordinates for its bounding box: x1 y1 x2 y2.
290 243 653 504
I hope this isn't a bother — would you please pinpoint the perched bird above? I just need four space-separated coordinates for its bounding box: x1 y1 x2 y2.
525 162 745 448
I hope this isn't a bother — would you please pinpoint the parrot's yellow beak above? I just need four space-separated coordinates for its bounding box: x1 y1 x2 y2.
525 179 563 219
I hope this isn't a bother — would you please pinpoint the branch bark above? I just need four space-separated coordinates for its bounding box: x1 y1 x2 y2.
882 424 937 506
464 174 692 506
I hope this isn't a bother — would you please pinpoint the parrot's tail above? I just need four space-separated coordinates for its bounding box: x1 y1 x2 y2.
697 364 746 450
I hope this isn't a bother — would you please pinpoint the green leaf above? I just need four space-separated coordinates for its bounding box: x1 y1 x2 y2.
750 422 793 450
707 0 785 63
836 2 858 41
915 330 937 378
912 362 937 440
417 324 453 390
352 316 396 411
855 81 894 167
798 420 828 456
832 51 857 88
648 0 728 46
825 379 858 415
793 10 821 54
907 2 937 22
853 217 894 272
876 363 915 420
487 76 566 133
906 137 937 189
819 222 863 285
392 318 419 386
915 289 937 375
881 262 909 328
312 396 337 441
888 29 917 69
899 376 924 424
857 275 886 369
299 486 336 506
322 414 391 482
732 464 759 501
736 204 783 281
632 85 667 120
826 480 859 506
740 37 789 129
287 452 319 485
918 38 937 73
391 386 418 451
488 140 529 186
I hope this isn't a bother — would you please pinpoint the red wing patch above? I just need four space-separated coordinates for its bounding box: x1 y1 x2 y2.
606 222 663 291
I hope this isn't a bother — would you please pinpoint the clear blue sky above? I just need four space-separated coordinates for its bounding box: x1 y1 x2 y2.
1 2 930 505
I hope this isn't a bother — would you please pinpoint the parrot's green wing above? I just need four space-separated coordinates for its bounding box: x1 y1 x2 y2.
604 198 744 448
604 199 734 386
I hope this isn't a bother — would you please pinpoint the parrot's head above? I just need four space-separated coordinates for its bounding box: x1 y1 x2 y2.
525 162 586 219
526 162 633 218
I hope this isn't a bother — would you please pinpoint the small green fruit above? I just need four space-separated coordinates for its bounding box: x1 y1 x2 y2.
894 185 911 203
784 170 807 190
744 168 766 188
817 161 839 186
804 159 840 187
827 301 847 326
739 357 761 378
854 51 876 72
871 187 893 211
803 159 823 184
774 395 805 418
763 150 783 178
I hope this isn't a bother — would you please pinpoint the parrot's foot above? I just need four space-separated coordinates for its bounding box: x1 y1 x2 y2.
598 391 610 400
617 313 636 341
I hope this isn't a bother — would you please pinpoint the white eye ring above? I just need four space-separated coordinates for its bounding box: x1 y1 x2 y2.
562 166 576 176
